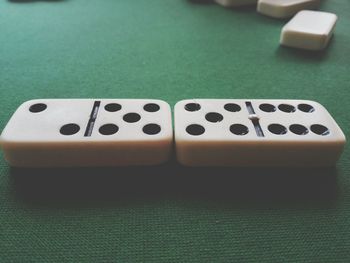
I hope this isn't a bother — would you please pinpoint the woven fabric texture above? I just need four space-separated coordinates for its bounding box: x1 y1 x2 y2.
0 0 349 262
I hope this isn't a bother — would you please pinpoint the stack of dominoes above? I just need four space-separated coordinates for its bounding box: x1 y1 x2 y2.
214 0 337 51
0 99 346 167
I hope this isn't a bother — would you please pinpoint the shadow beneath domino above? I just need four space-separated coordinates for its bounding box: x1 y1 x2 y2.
187 0 215 5
275 38 335 62
187 0 256 12
10 161 339 210
8 0 66 3
225 5 257 13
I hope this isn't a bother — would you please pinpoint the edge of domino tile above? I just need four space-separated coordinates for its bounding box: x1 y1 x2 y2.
174 98 347 142
174 99 346 167
280 10 338 50
0 98 173 145
257 0 321 19
0 99 174 167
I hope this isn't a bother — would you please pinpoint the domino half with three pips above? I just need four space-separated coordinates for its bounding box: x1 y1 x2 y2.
0 99 346 167
0 99 173 167
175 99 345 167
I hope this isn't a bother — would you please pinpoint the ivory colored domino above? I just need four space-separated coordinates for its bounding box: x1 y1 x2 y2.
174 99 346 167
280 10 337 50
0 99 173 167
215 0 257 7
257 0 320 19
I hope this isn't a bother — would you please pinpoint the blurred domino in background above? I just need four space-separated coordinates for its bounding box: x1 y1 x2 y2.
280 10 337 50
257 0 320 19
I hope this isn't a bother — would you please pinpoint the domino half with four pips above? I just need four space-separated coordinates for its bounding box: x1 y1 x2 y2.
175 99 345 167
0 99 173 167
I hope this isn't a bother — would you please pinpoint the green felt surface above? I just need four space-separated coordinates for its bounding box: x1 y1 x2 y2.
1 0 350 262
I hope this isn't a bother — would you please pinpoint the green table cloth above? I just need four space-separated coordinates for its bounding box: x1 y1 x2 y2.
1 0 349 261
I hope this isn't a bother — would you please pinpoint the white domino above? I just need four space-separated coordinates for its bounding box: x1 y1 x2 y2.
0 99 173 167
257 0 320 19
215 0 257 7
174 99 346 167
280 10 337 50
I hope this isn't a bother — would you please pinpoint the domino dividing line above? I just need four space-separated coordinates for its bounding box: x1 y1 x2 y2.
84 101 101 137
245 101 265 137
